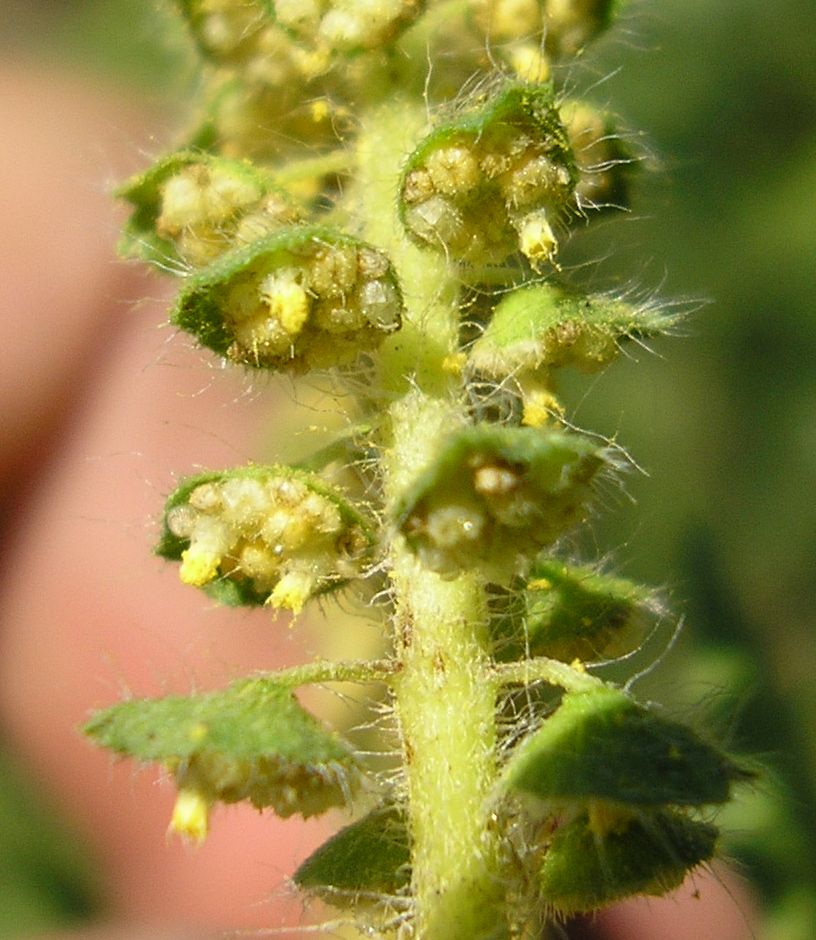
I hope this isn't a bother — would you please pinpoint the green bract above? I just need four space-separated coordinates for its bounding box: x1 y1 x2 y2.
84 678 359 820
171 226 402 371
157 464 375 612
399 84 576 265
491 559 656 663
503 685 749 807
394 425 607 579
117 151 301 269
469 283 674 379
294 805 410 901
539 808 717 916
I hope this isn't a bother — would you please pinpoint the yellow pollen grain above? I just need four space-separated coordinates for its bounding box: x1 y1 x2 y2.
527 577 552 591
522 389 563 427
169 787 211 843
269 281 310 335
519 212 557 266
442 352 467 374
310 99 330 123
179 548 220 586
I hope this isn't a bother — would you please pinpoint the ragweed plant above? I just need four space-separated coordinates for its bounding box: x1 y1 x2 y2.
84 1 751 936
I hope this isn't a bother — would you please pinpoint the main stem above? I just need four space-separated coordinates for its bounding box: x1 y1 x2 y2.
356 99 508 938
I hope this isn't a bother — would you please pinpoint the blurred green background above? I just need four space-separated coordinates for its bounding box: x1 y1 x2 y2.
1 0 814 936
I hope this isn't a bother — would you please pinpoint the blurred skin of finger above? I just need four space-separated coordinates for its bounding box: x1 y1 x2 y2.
596 865 760 940
0 65 332 932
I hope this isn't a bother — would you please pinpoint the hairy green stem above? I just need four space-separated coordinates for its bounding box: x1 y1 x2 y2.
492 658 604 693
267 658 397 687
355 98 509 939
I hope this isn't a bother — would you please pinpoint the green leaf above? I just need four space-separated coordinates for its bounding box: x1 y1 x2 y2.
171 226 402 371
491 559 657 663
503 685 750 807
469 283 676 379
84 677 360 819
156 463 375 613
539 808 717 916
294 805 410 901
394 425 608 579
399 83 576 265
116 150 300 270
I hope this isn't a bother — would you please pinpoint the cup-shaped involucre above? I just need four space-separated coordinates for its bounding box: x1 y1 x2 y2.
84 678 362 841
117 151 304 270
171 226 403 371
490 559 659 663
538 807 718 916
157 464 375 613
394 425 608 580
399 84 577 267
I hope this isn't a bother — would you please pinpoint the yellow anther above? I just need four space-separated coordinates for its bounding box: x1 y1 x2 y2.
509 44 551 84
518 211 558 267
267 569 316 615
522 388 563 427
266 279 310 335
179 548 220 586
169 787 211 843
442 352 467 375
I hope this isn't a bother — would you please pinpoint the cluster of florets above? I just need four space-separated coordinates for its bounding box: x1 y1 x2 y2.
400 86 577 267
171 229 403 370
470 0 620 59
396 426 607 580
161 468 373 612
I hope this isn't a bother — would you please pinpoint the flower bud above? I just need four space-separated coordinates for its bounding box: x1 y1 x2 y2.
294 804 410 903
562 100 634 213
491 560 657 663
468 282 676 380
503 685 751 808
